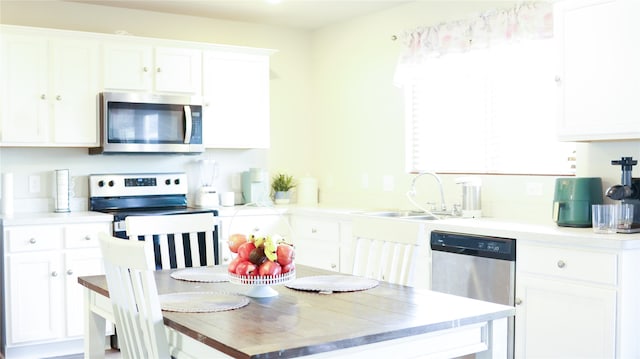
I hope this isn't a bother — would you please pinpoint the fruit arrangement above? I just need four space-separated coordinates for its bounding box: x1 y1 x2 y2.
227 233 295 277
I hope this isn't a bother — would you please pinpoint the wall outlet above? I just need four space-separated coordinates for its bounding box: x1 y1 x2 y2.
29 175 41 193
361 174 369 189
383 175 394 192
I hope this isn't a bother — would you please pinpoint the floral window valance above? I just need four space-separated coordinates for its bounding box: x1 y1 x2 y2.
395 1 553 84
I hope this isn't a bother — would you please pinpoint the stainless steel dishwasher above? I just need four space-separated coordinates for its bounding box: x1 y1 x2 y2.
430 230 516 358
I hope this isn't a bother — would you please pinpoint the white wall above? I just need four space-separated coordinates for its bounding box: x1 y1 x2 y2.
1 0 639 223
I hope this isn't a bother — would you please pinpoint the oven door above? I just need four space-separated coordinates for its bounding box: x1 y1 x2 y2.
91 92 204 154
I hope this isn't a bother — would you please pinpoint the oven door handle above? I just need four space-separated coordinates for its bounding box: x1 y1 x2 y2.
184 105 193 144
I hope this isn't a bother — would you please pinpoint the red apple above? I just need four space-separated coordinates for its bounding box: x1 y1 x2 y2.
237 242 256 260
276 243 295 266
228 233 247 253
258 261 282 277
281 262 295 274
235 260 257 276
227 256 242 274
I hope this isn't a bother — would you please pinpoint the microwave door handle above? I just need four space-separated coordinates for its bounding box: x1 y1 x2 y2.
184 105 192 144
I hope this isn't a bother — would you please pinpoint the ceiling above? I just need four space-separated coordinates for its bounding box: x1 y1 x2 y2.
66 0 413 30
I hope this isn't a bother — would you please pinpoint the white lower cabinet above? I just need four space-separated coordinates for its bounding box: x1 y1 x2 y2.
291 216 341 272
515 242 618 358
2 221 111 357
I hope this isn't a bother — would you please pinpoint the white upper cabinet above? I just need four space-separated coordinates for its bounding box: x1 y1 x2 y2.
202 51 271 148
103 41 202 95
0 29 100 146
555 0 640 141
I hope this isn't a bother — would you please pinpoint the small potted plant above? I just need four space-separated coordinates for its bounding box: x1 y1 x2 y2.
271 173 296 204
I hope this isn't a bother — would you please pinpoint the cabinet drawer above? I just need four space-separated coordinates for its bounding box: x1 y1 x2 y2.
292 218 339 242
518 244 617 285
6 226 63 252
64 223 109 249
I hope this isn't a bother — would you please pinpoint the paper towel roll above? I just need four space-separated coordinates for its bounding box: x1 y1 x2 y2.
297 177 318 206
2 173 14 215
55 169 70 213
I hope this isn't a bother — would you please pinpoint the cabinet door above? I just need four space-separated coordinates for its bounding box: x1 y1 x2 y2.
556 0 640 140
202 51 270 148
291 217 340 272
7 252 63 344
103 42 153 91
50 37 100 145
154 47 202 94
64 248 105 337
0 33 49 144
515 275 616 358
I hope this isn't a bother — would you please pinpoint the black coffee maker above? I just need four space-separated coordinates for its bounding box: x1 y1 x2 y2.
606 157 640 233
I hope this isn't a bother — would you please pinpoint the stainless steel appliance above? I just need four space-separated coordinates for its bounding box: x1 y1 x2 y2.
430 230 516 358
89 172 219 267
90 92 204 155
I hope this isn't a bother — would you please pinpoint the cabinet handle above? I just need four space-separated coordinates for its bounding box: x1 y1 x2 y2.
51 271 58 277
554 75 561 84
311 228 318 234
143 66 149 72
40 94 46 100
156 67 161 73
253 227 260 232
56 95 62 101
29 238 37 244
557 260 566 268
84 235 92 241
515 297 523 305
67 269 74 275
331 263 337 269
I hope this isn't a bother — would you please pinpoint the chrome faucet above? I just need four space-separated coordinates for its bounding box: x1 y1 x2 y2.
409 172 447 212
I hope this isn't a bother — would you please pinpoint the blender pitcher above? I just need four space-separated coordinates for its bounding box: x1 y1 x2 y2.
196 159 220 207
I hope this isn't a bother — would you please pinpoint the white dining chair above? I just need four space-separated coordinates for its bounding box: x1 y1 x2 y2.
351 217 429 287
125 212 218 270
98 232 171 359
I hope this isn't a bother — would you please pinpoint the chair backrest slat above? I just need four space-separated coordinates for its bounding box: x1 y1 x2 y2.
352 237 419 286
99 233 171 359
125 213 217 270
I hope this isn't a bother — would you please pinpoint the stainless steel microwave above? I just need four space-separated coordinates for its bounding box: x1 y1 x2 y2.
89 92 204 155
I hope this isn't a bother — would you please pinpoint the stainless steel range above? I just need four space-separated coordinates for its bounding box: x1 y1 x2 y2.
89 172 220 267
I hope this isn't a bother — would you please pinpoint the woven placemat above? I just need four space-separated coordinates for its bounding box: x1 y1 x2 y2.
170 266 229 283
285 275 379 293
159 292 249 313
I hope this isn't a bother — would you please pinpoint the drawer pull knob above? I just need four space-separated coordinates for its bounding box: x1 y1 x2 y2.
557 260 566 268
67 269 74 275
51 271 58 277
253 227 260 232
311 228 318 234
331 263 337 269
515 298 523 305
29 238 37 244
84 235 91 241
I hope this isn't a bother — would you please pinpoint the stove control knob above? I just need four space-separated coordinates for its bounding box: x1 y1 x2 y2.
165 179 171 185
108 180 114 187
174 178 180 185
98 180 105 187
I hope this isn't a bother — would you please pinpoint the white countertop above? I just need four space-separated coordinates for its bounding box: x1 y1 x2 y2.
1 211 113 226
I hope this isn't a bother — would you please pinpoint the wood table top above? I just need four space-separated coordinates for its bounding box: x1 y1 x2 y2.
79 265 514 359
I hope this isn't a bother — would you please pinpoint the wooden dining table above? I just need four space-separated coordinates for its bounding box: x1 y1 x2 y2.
79 265 514 359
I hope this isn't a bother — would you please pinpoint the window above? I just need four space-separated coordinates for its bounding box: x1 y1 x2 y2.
404 39 575 175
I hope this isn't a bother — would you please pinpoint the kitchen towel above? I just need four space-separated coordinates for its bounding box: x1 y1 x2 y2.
2 173 14 215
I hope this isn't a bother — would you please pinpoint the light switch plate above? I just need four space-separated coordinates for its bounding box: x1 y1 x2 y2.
29 175 41 193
